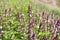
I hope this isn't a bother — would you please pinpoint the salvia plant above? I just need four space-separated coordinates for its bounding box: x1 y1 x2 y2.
0 1 60 40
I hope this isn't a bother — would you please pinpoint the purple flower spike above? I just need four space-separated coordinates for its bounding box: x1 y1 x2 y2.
9 8 11 11
28 5 31 12
42 11 44 16
0 15 2 19
28 17 35 29
31 32 36 40
4 9 7 17
56 20 60 26
28 5 32 18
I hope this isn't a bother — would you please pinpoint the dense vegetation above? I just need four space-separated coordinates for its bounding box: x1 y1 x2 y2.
0 0 60 40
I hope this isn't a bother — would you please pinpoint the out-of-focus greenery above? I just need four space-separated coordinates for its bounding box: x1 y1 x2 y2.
0 0 60 40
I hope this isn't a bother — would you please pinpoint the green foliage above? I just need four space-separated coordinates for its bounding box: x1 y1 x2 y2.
0 0 60 40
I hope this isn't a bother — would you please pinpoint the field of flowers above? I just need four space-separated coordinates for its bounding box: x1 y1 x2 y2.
0 0 60 40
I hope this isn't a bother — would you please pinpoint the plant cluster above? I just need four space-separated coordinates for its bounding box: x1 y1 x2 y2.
0 4 60 40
